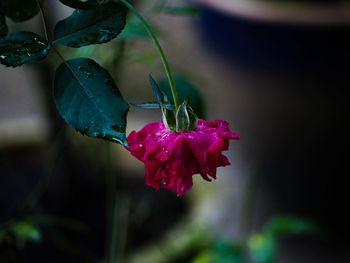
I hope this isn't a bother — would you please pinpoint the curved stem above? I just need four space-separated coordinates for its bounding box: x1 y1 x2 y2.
119 0 180 110
36 0 49 41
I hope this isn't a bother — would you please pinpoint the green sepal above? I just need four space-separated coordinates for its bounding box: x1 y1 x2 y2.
175 97 198 132
163 107 176 131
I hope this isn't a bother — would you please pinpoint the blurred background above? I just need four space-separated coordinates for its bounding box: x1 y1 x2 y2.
1 0 350 262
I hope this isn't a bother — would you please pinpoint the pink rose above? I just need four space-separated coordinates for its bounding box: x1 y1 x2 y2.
126 119 240 196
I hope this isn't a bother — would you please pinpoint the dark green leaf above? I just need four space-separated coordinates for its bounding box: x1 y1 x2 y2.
0 0 45 22
10 221 41 242
54 58 129 145
159 75 205 118
148 74 177 131
263 216 321 237
59 0 107 10
132 102 175 110
0 13 8 38
0 31 51 67
149 74 166 105
54 1 127 48
164 5 201 17
248 234 276 263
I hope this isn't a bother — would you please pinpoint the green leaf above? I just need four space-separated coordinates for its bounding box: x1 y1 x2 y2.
149 74 166 106
59 0 107 10
0 13 8 38
164 5 201 17
10 221 41 242
54 1 127 48
149 74 176 131
263 215 321 237
54 58 129 145
0 0 45 22
159 75 205 118
0 31 51 67
248 234 276 263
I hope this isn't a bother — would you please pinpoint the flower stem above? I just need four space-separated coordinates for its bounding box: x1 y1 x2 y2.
36 0 49 41
119 0 180 110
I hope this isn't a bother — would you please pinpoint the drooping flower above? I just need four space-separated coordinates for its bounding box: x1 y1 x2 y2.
126 119 240 196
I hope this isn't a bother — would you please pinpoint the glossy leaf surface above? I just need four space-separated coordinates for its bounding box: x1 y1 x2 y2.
54 58 129 145
0 31 51 67
0 13 7 38
54 1 127 48
0 0 44 22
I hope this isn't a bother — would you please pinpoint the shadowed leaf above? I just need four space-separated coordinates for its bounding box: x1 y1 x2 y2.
0 13 8 38
0 0 45 22
54 1 127 48
59 0 107 10
0 31 51 67
54 58 129 145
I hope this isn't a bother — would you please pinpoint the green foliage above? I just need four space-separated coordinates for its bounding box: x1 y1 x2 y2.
263 215 321 237
159 75 205 118
247 216 321 263
164 5 201 17
0 0 45 22
54 1 127 48
192 240 246 263
54 58 129 145
248 234 276 263
10 221 41 242
0 13 7 38
0 31 51 67
59 0 108 10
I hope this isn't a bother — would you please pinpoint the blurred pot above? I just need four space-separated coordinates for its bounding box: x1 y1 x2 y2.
193 0 350 73
193 0 350 240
